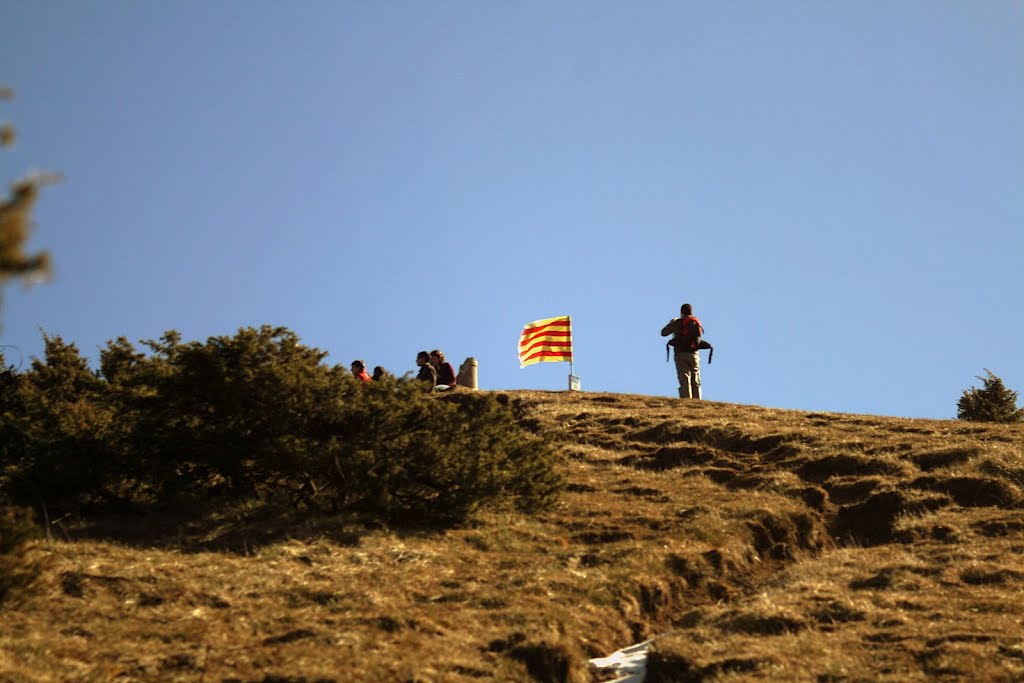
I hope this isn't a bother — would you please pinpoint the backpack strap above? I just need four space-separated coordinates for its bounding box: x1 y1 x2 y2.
696 340 713 364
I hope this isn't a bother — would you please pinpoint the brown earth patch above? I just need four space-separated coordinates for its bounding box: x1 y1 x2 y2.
972 516 1024 537
910 475 1021 507
911 447 982 471
959 566 1024 585
822 477 881 504
796 453 905 483
620 445 718 470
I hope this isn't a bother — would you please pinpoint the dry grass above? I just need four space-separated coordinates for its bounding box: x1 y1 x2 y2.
2 390 1023 682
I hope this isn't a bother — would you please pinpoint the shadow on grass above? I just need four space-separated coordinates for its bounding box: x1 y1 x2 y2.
59 498 388 554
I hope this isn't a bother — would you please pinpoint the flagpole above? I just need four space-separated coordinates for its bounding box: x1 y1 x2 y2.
568 316 577 391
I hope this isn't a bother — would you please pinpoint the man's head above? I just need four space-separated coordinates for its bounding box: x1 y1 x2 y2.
351 360 366 375
681 303 693 316
416 351 430 366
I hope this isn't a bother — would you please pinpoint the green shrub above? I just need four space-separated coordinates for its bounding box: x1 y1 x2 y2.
308 384 563 524
1 335 117 506
1 326 563 527
957 370 1024 423
118 326 351 500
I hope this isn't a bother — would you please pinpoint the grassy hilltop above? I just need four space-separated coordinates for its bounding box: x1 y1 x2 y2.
2 390 1024 682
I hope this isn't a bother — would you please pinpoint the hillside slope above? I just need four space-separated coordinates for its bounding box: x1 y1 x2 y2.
2 391 1023 682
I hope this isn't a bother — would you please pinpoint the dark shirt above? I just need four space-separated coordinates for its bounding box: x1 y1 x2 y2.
436 362 456 387
417 363 437 386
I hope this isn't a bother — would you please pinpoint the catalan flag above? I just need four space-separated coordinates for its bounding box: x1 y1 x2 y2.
519 316 573 368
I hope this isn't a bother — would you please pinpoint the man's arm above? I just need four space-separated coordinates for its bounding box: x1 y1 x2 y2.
660 319 678 337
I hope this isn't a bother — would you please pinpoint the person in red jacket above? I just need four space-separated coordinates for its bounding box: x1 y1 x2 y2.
350 359 372 383
661 303 703 399
430 349 457 391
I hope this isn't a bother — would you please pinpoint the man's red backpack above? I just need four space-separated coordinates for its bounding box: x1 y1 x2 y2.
666 316 713 363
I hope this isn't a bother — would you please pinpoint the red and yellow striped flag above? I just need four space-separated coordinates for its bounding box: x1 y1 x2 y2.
519 316 573 368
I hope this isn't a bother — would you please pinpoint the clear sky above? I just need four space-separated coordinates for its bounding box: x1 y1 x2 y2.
2 2 1022 419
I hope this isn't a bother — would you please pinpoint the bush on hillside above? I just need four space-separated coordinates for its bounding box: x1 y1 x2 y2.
113 326 351 501
0 326 563 526
0 335 118 506
957 370 1024 424
306 382 563 523
0 355 22 475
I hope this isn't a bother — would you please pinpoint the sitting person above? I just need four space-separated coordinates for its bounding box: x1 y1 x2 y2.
350 360 371 383
415 351 437 388
430 349 457 391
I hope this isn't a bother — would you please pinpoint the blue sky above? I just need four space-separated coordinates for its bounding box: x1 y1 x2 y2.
2 2 1022 419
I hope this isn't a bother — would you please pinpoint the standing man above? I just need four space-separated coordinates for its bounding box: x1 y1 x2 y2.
661 303 703 399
